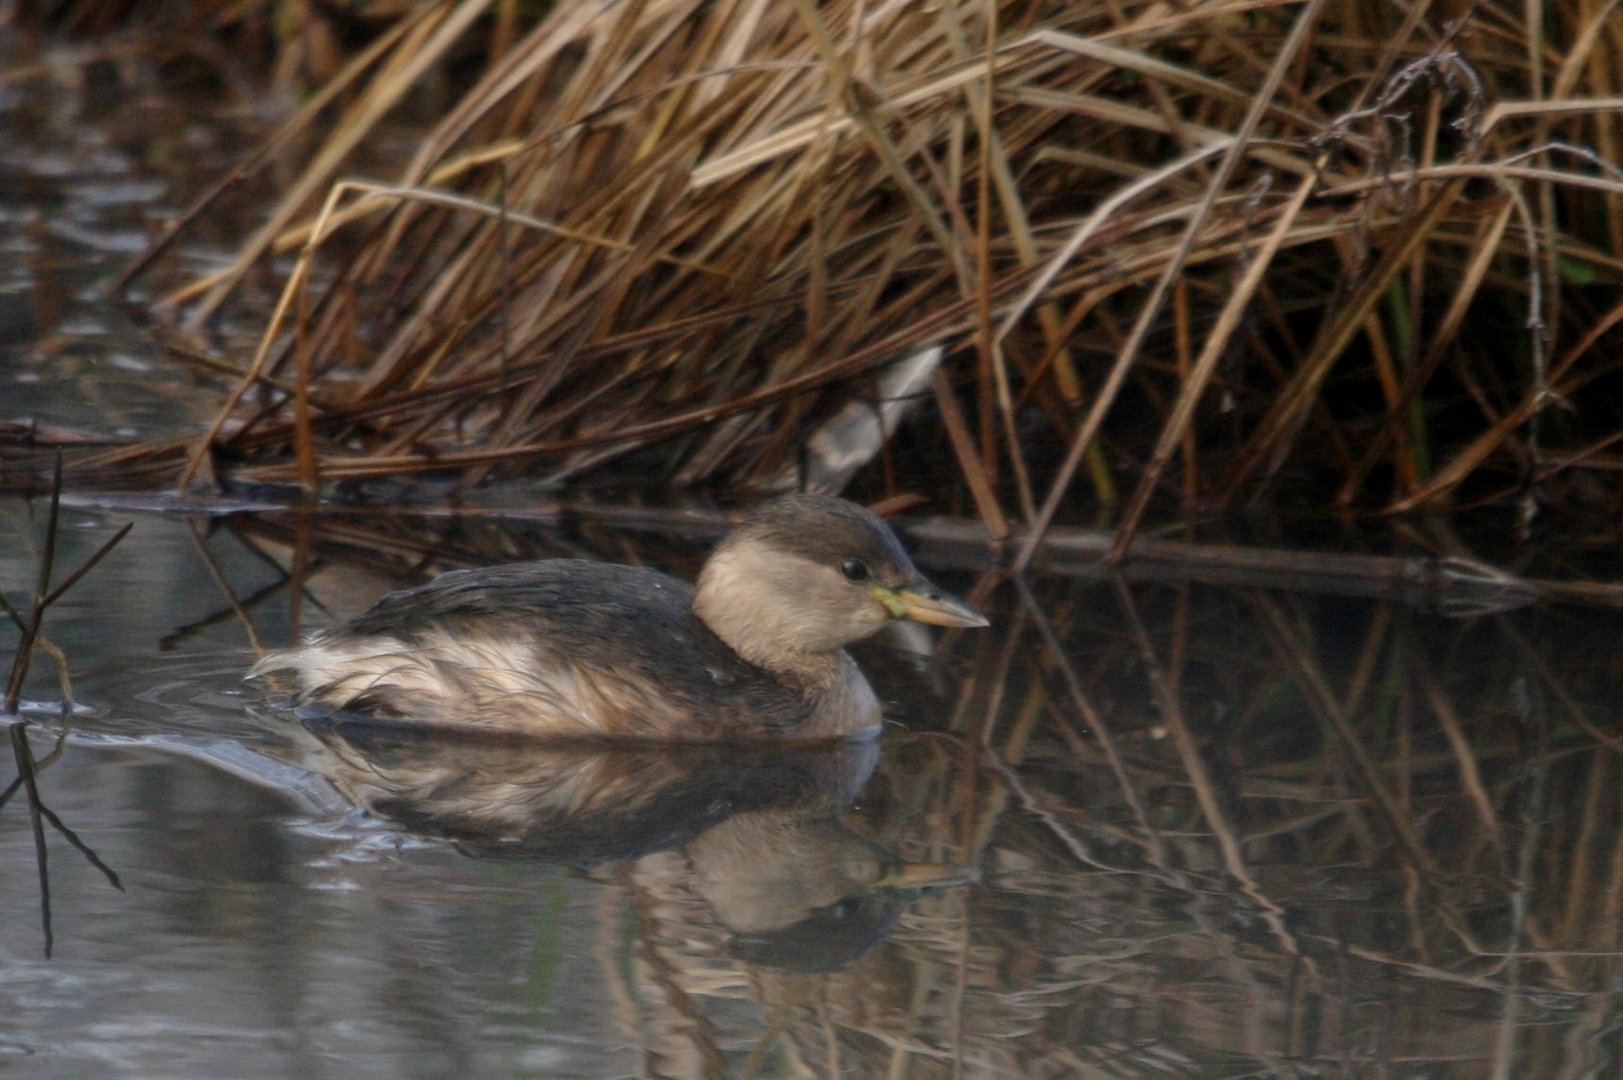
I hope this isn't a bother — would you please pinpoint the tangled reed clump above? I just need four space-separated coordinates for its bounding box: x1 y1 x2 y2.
22 0 1623 539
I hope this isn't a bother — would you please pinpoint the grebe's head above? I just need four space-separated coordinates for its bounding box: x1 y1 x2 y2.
693 495 987 669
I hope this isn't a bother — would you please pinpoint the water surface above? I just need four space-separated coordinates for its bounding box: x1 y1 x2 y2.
3 500 1620 1078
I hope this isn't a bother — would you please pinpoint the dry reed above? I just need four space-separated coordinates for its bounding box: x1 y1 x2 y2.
8 0 1623 546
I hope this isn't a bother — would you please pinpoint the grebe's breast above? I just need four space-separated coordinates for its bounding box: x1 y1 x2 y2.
254 561 881 741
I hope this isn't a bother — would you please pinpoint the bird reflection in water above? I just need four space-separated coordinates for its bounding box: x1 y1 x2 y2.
266 712 974 973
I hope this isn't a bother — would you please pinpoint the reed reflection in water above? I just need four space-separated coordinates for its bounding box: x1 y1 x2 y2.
2 501 1620 1077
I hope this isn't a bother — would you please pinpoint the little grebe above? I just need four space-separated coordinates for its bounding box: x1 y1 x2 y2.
252 495 987 740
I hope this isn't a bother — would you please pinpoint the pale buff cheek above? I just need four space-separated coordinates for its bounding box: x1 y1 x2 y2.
697 547 887 660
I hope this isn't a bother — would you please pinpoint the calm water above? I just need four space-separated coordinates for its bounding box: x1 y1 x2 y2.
3 500 1621 1078
4 26 1622 1080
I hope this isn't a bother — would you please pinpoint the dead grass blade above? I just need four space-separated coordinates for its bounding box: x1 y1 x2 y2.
4 456 132 713
8 0 1597 529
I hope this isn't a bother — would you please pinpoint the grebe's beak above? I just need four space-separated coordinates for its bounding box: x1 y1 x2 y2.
875 861 979 889
873 579 989 629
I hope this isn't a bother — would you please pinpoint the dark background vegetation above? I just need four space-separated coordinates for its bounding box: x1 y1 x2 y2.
7 0 1623 551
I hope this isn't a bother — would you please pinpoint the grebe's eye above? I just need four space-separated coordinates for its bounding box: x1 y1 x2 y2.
841 557 872 583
